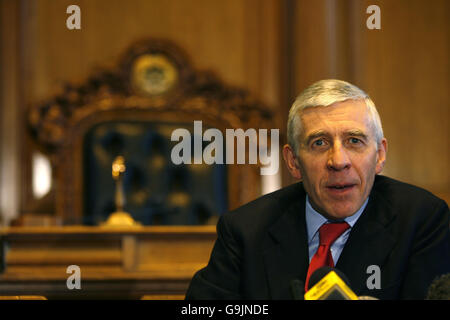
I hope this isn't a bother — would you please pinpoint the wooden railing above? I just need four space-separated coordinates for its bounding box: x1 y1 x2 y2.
0 226 216 299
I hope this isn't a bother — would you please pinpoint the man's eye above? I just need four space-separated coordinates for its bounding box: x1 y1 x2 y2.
313 139 325 147
349 137 361 144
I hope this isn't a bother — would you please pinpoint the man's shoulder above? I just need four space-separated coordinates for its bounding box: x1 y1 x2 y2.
373 175 444 200
221 182 305 231
372 175 448 212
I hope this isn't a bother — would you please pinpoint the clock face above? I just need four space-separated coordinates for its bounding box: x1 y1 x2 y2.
131 53 179 96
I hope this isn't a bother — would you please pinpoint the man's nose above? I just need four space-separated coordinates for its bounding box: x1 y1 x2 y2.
327 142 351 171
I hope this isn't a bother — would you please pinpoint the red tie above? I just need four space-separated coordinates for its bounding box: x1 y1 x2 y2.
305 222 350 291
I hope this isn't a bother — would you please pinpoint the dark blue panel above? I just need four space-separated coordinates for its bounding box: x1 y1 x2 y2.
83 121 228 225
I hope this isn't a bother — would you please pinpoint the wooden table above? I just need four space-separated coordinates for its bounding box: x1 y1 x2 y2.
0 226 216 299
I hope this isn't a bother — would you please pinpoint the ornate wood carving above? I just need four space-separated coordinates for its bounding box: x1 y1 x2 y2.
27 39 274 223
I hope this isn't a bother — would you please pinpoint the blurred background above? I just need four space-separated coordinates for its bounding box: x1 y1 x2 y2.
0 0 448 300
0 0 449 226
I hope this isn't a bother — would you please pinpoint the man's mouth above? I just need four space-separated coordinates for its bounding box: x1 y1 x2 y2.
327 184 354 189
326 183 356 194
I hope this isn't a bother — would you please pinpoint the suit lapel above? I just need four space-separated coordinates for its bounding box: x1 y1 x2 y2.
261 179 398 298
262 190 309 299
336 188 397 295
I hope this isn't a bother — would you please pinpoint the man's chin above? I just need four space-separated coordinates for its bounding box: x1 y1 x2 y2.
322 203 359 220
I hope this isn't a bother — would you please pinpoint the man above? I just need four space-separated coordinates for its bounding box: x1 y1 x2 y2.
186 79 450 299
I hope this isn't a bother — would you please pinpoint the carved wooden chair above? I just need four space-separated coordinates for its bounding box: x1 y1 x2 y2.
28 39 274 225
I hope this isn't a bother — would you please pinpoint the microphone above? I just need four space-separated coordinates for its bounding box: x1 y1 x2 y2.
290 279 305 300
307 266 352 290
358 295 379 300
426 273 450 300
304 267 358 300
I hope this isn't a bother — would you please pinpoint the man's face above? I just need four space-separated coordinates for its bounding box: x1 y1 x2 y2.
283 99 387 220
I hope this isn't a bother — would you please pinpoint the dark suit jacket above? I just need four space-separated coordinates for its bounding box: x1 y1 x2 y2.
186 175 450 300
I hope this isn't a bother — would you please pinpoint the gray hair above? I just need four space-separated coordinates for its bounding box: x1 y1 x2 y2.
287 79 384 154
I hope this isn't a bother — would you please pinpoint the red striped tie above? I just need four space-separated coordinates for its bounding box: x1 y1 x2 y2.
305 222 350 291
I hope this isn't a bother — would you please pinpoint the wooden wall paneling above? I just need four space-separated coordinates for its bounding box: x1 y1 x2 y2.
286 0 355 186
349 0 450 202
292 0 357 93
17 0 285 216
22 0 270 104
0 0 20 225
290 0 449 203
279 0 295 187
292 0 335 94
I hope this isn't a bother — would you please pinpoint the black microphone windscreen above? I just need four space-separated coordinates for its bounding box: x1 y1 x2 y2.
426 273 450 300
308 267 352 291
290 279 305 300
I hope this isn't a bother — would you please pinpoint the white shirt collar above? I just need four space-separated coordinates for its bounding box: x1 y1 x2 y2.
305 195 369 243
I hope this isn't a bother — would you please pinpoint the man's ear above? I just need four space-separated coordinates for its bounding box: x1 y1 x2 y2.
282 144 302 180
375 138 388 174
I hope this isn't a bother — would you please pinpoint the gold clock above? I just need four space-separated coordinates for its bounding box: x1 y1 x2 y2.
131 53 178 96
